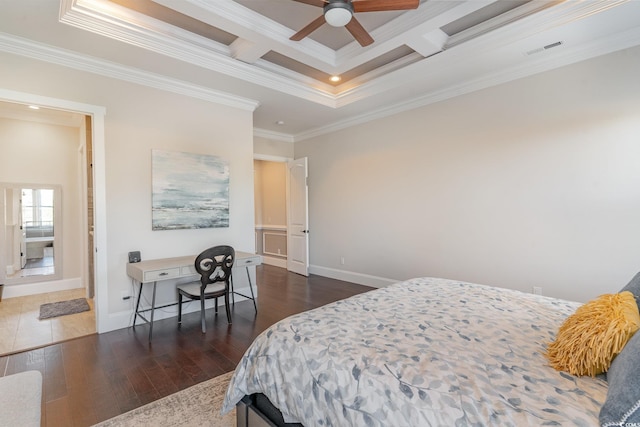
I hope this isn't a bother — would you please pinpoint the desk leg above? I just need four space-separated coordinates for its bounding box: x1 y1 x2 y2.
245 267 257 313
149 281 157 341
230 275 235 306
133 281 144 329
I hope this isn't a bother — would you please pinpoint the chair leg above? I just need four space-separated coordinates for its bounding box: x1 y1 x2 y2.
200 297 206 333
177 293 182 326
215 297 218 314
230 275 235 307
224 291 232 324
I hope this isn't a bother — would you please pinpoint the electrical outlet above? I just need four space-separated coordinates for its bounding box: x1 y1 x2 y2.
532 286 542 295
121 291 131 300
340 257 345 265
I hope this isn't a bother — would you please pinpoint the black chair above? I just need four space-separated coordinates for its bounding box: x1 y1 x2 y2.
177 245 235 333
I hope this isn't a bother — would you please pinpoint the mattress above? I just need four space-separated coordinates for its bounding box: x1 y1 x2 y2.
222 277 608 426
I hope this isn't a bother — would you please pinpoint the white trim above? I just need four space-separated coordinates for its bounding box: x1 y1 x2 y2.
2 277 82 299
262 231 287 258
98 294 252 332
55 0 640 111
91 105 109 333
59 1 338 108
262 255 287 269
255 224 287 231
2 6 637 144
294 24 640 142
309 264 398 289
253 128 295 143
253 154 293 163
0 32 260 112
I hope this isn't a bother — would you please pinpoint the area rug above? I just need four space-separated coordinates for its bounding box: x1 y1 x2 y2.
39 298 90 319
93 371 235 427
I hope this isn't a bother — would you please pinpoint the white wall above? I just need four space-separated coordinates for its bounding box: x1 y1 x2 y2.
0 52 256 330
254 160 287 227
295 46 640 303
105 88 255 319
0 118 83 281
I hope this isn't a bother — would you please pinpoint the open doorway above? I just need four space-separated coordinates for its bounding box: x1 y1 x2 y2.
253 155 310 276
0 99 98 353
254 159 288 268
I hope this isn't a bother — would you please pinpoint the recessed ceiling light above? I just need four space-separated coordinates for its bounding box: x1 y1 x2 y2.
330 75 341 83
28 105 40 110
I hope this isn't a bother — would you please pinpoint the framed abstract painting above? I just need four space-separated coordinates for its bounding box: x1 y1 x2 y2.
151 149 229 230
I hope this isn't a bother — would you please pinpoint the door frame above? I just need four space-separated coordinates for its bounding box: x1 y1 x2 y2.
0 88 108 333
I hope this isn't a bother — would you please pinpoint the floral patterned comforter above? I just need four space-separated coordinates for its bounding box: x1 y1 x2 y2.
222 277 607 426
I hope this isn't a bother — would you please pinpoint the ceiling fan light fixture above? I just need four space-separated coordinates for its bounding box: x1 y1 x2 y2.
324 2 353 27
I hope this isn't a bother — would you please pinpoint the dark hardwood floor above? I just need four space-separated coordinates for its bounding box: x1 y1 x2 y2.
0 265 373 427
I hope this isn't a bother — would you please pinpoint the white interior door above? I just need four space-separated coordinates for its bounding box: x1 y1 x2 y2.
287 157 309 276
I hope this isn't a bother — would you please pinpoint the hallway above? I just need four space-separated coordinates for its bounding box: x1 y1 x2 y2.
0 288 95 356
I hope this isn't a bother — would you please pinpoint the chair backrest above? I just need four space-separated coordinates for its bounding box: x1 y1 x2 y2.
194 245 235 290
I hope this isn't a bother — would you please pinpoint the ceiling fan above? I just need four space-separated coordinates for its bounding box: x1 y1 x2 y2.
290 0 420 47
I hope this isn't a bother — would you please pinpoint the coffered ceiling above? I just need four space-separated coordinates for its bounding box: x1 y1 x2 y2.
1 0 640 141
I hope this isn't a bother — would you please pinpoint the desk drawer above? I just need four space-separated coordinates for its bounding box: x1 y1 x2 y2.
144 267 180 282
180 265 197 276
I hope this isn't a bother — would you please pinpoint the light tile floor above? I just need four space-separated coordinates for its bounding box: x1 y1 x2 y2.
0 288 96 356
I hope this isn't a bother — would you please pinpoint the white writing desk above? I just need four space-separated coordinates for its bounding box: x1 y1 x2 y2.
126 251 262 340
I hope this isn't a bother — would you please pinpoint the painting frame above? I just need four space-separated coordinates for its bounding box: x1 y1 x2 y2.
151 149 229 230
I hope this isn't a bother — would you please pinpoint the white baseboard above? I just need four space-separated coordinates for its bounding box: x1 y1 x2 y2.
98 286 256 333
2 278 83 299
262 255 287 269
308 265 398 289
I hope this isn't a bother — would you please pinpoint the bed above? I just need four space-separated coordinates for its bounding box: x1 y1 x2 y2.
221 277 633 426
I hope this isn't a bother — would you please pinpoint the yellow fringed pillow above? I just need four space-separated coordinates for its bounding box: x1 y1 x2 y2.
545 291 640 377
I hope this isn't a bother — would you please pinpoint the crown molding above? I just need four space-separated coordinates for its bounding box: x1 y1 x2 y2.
56 0 635 112
60 0 340 107
295 24 640 142
330 0 637 108
3 0 636 140
447 0 629 54
0 32 260 112
445 0 564 49
253 128 295 143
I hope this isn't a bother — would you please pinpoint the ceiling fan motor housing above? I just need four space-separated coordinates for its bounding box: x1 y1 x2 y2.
324 0 354 27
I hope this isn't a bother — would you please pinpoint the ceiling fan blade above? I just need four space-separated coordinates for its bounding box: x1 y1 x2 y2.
290 15 327 41
345 17 374 47
290 0 327 7
352 0 420 13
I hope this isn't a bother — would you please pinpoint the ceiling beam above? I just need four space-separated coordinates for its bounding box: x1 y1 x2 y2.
230 38 271 64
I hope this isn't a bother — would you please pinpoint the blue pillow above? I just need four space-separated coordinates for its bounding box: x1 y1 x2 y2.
620 272 640 308
599 331 640 426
